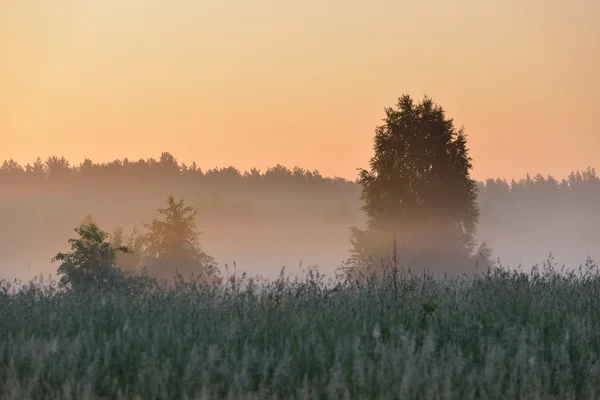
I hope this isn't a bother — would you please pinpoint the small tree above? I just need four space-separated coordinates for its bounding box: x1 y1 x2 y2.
141 195 219 283
346 94 492 277
52 222 130 292
110 226 145 272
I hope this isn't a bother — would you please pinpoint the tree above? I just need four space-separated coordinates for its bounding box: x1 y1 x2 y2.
157 152 181 178
44 156 71 182
52 222 130 292
346 94 490 277
24 157 47 183
110 226 145 272
0 159 25 183
141 195 219 283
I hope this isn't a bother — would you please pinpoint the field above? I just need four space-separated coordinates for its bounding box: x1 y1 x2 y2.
2 262 600 399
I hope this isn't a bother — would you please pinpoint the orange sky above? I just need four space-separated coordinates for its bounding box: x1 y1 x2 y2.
1 0 599 181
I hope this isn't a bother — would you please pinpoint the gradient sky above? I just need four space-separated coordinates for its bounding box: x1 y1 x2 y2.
1 0 599 181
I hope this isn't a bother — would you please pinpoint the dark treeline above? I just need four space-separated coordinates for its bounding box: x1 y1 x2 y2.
476 168 600 226
0 153 353 187
2 152 599 198
478 168 600 204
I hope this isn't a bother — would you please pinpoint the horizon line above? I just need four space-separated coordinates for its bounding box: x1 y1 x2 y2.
1 152 598 184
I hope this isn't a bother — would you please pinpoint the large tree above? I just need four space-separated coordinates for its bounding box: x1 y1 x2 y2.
347 94 490 276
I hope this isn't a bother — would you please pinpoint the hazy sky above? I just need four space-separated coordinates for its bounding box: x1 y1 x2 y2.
1 0 598 181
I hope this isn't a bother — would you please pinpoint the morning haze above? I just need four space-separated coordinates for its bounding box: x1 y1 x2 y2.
1 0 599 283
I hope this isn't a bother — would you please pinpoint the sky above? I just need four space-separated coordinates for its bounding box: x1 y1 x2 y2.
1 0 599 181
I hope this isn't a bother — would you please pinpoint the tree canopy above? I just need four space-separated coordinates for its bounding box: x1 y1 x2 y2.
347 94 487 276
52 222 129 292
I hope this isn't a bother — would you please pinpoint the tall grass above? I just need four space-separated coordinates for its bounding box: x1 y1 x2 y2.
1 259 600 399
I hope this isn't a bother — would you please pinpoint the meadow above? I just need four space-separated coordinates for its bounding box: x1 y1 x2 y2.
2 260 600 399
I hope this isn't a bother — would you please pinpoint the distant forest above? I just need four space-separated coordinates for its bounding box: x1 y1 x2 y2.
2 152 599 192
2 153 599 205
3 151 599 232
0 153 352 186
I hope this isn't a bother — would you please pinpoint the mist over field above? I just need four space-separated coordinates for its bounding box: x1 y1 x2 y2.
0 178 360 282
1 160 598 283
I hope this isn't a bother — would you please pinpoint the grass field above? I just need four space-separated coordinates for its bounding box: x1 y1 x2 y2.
2 261 600 399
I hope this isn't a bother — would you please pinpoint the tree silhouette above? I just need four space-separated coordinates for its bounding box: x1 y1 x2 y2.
52 222 129 292
141 195 219 283
347 94 487 276
44 156 72 183
110 226 145 272
157 152 180 178
0 159 25 183
25 157 46 183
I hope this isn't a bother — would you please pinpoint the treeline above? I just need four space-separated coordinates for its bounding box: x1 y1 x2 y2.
479 168 600 201
2 153 599 203
0 153 354 186
477 168 600 227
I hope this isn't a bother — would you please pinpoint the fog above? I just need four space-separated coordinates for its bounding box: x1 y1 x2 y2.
0 179 362 283
1 166 599 284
